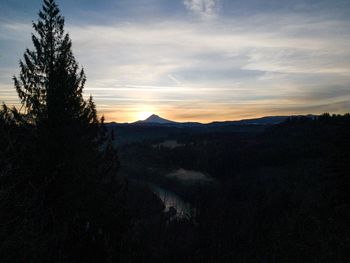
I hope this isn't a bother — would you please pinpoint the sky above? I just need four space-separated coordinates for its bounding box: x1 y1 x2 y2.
1 0 350 123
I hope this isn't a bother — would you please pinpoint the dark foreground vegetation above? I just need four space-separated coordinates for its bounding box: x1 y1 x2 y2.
1 0 350 262
114 113 350 262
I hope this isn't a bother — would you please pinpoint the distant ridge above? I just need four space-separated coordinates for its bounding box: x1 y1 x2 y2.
209 116 290 126
104 114 318 146
107 114 316 127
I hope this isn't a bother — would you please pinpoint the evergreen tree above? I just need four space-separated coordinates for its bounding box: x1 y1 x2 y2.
0 1 127 261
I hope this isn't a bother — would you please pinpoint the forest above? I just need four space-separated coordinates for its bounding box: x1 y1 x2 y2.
1 0 350 262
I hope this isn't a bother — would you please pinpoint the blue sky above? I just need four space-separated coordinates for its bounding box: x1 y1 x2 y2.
1 0 350 122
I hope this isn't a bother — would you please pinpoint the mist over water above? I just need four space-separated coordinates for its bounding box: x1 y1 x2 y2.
165 168 213 182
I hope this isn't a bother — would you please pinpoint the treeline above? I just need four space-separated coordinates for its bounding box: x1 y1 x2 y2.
123 114 349 180
193 114 350 262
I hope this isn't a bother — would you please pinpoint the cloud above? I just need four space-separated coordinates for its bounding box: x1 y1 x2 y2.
184 0 219 18
1 6 350 122
70 14 350 121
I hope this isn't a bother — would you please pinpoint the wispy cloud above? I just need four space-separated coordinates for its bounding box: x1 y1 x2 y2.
1 0 350 122
184 0 219 18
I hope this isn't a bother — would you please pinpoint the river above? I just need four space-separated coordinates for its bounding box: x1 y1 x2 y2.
147 183 193 218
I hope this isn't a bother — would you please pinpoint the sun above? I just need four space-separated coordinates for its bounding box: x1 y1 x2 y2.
138 111 152 120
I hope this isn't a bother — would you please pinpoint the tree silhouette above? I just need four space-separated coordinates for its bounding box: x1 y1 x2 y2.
15 0 89 123
0 1 126 261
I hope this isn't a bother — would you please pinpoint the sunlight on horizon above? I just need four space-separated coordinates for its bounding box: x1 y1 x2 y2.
137 111 153 121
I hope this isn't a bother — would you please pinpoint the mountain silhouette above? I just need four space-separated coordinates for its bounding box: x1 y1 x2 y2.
136 114 177 124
